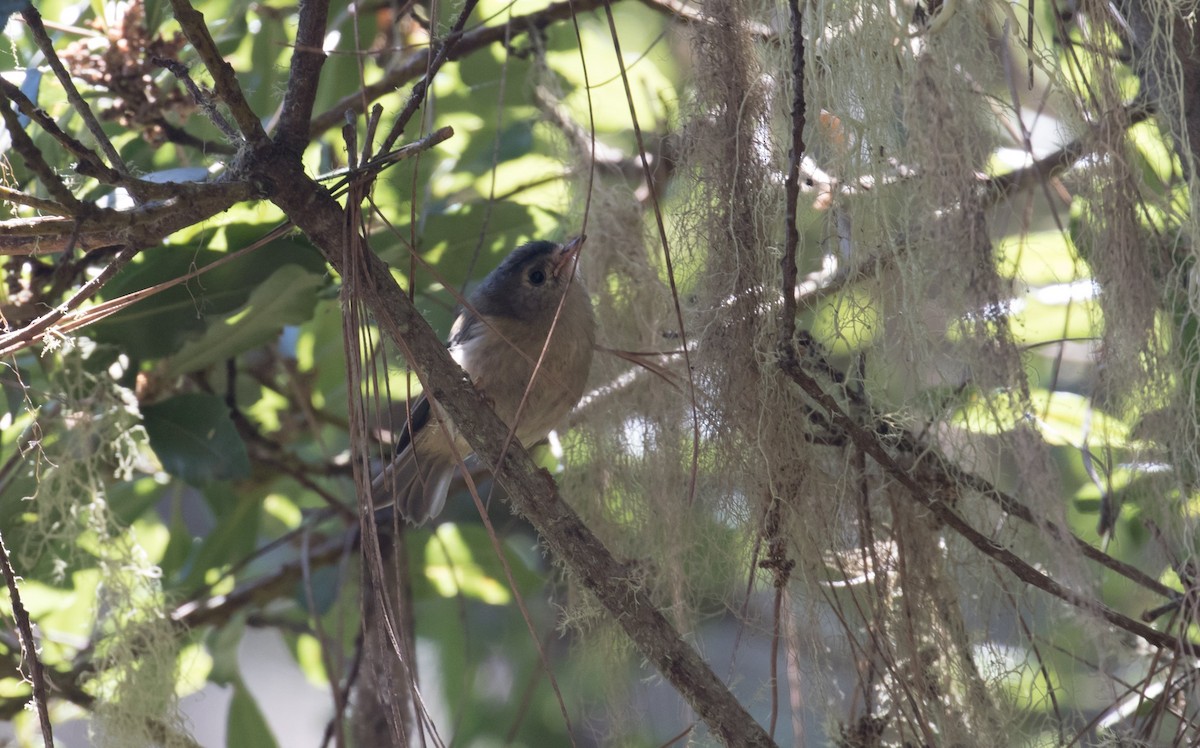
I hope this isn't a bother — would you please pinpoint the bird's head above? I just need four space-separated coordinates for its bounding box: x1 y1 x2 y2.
470 236 587 324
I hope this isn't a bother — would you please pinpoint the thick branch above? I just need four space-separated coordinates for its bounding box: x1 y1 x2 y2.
259 146 776 745
276 0 332 153
0 182 254 255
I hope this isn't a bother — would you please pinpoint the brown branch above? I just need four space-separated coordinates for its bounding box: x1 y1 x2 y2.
255 142 777 744
309 0 613 137
778 0 805 346
0 185 72 216
0 77 126 191
152 56 239 143
981 105 1151 204
276 0 332 154
901 432 1175 600
0 181 255 255
0 529 54 747
21 5 128 177
167 0 268 144
0 82 84 211
379 0 480 152
172 536 349 628
777 345 1188 654
0 76 223 202
0 244 140 353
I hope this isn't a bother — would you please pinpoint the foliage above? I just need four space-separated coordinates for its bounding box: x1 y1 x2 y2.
2 0 1200 746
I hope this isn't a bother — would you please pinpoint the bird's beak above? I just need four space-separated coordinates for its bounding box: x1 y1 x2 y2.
552 235 586 279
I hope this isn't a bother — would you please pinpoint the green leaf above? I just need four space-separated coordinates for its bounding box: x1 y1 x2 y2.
459 121 536 173
423 523 540 604
179 485 262 589
92 232 324 361
143 393 251 484
227 681 279 748
1127 119 1179 190
415 201 536 289
952 389 1132 448
995 231 1086 286
207 615 246 686
162 264 323 377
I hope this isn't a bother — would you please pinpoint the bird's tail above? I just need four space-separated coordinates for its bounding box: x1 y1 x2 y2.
371 447 457 524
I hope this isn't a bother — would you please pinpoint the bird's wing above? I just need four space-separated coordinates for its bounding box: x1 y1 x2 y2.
392 393 431 453
448 308 485 349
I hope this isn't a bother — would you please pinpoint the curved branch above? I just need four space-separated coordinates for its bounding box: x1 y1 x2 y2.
259 144 778 747
309 0 613 137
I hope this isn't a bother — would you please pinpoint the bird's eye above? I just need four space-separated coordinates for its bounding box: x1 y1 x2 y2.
528 268 546 285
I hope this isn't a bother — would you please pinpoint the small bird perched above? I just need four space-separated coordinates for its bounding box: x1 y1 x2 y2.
373 236 595 523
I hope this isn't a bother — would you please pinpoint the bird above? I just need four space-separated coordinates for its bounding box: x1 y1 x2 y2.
372 236 596 523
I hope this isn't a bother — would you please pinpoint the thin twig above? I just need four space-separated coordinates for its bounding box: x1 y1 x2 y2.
167 0 268 143
152 56 240 143
0 529 54 748
777 344 1188 654
0 77 127 190
379 0 480 153
0 244 139 353
0 185 72 216
0 83 84 210
21 5 128 176
309 0 615 137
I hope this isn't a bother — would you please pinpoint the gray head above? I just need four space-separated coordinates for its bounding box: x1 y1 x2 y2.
469 237 586 322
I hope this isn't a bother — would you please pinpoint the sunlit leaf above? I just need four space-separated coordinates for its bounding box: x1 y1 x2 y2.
995 231 1086 286
424 523 526 605
162 264 323 377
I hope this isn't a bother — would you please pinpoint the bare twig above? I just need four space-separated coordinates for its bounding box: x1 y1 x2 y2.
0 244 139 353
309 0 615 137
0 77 127 190
152 56 240 143
167 0 268 143
21 5 128 177
172 537 349 628
379 0 480 152
0 185 72 216
0 83 84 210
0 529 54 747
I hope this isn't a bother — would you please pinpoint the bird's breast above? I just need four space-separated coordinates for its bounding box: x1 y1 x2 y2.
452 298 594 445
